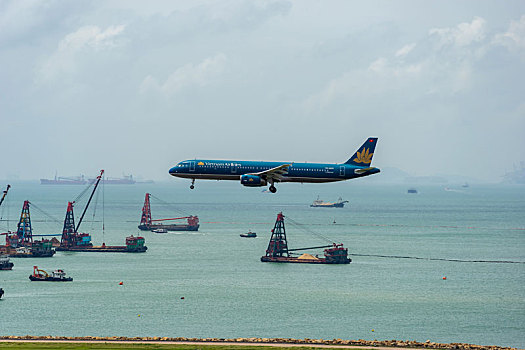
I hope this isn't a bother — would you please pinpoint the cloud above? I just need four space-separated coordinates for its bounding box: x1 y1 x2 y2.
368 57 388 72
429 16 486 47
395 43 416 57
304 17 498 111
37 24 126 82
140 53 228 96
493 15 525 55
58 25 125 51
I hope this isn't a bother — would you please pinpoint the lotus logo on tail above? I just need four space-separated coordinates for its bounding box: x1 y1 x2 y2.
353 148 373 164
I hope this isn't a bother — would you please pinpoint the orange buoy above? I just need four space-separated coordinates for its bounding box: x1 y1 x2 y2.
442 276 447 280
119 281 123 285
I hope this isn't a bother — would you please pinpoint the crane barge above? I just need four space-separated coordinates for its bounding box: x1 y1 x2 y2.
56 170 147 253
260 212 351 264
0 186 55 258
138 193 199 231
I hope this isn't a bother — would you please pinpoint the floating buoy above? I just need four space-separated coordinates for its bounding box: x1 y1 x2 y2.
442 276 447 280
119 281 123 285
181 297 185 300
371 329 375 332
138 314 141 317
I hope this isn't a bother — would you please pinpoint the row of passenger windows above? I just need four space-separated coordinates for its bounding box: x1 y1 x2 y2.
199 165 331 172
180 163 337 172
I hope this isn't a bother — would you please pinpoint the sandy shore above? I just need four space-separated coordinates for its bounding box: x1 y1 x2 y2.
0 336 519 350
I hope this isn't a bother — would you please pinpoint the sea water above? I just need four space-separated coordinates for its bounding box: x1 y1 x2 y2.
0 181 523 348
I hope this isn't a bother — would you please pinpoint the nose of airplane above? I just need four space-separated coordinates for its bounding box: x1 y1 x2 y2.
169 166 178 176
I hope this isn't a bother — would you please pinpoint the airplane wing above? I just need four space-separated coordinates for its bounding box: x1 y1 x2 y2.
250 163 292 182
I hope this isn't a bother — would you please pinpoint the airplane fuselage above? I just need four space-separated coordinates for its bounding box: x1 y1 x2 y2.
169 137 379 192
169 160 380 183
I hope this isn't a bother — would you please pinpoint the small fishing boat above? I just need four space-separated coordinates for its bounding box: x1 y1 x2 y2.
240 231 257 238
29 266 73 282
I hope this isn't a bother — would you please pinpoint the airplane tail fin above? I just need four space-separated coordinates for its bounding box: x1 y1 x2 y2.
345 137 378 166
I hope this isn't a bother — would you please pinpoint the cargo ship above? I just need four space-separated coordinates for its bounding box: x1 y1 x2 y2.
138 193 199 231
29 266 72 282
260 212 351 264
310 196 349 208
0 255 14 270
57 170 147 253
40 174 87 185
89 174 135 184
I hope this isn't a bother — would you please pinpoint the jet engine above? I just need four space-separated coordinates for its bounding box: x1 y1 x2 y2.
240 174 267 187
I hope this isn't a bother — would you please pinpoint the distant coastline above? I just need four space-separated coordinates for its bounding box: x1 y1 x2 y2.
0 336 518 350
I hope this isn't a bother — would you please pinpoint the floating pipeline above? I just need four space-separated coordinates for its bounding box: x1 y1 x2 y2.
349 253 525 264
0 336 518 350
202 221 525 231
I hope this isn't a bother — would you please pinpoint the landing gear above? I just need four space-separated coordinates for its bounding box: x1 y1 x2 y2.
269 185 277 193
190 179 195 190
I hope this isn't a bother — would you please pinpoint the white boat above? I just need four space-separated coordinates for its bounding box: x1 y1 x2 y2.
152 228 168 234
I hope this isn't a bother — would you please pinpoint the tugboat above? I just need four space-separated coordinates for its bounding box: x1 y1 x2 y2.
310 196 349 208
0 255 14 270
240 231 257 238
29 266 72 282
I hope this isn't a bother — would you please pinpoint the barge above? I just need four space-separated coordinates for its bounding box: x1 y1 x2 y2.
138 193 199 231
4 241 55 258
56 235 147 253
57 170 147 253
260 212 351 264
1 200 55 257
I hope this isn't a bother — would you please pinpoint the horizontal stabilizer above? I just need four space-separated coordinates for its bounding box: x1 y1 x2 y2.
354 167 377 175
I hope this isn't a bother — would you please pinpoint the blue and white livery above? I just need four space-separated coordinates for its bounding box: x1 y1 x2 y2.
169 137 380 193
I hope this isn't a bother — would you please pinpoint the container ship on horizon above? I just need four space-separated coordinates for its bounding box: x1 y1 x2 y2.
89 174 136 185
40 175 87 185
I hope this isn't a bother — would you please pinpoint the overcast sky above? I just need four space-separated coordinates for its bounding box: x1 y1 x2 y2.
1 0 524 182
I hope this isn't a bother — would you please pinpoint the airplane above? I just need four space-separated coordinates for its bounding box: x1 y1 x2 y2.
169 137 380 193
